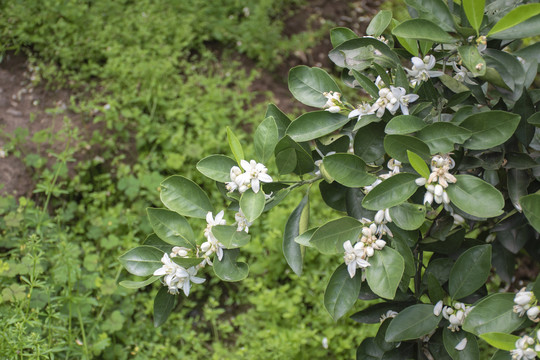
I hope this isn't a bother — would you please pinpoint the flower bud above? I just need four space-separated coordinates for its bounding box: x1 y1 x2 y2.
424 191 434 205
434 300 443 316
442 191 450 204
365 246 374 257
415 177 427 186
514 290 533 306
527 306 540 321
375 210 385 224
434 195 443 204
434 184 444 197
374 239 386 250
384 208 392 223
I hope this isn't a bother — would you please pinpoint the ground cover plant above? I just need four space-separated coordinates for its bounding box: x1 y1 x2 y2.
0 0 378 358
119 0 540 359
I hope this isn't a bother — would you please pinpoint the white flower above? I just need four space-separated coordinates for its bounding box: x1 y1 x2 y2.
442 302 473 332
323 91 342 113
235 209 252 233
407 55 443 86
452 62 476 85
204 210 226 240
371 87 396 118
153 254 205 296
511 336 537 360
348 102 374 121
380 310 398 322
343 240 371 278
170 246 190 258
387 159 402 174
455 338 468 351
514 288 535 316
322 337 329 349
236 160 273 193
225 166 243 192
201 211 226 261
375 76 386 89
389 86 419 115
153 253 178 277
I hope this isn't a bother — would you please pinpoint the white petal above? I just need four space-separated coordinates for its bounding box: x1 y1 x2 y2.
252 179 260 193
343 240 354 252
216 247 224 261
349 109 360 118
206 211 214 224
454 338 467 351
191 276 206 284
347 262 357 278
183 280 191 296
240 159 250 172
258 173 273 183
434 300 443 316
153 267 167 276
215 210 225 223
411 57 424 68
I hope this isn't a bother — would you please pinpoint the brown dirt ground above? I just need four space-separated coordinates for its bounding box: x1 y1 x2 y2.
0 0 380 198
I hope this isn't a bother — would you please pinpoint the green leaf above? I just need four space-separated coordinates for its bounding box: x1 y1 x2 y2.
354 122 386 162
171 257 204 268
265 104 291 139
407 150 430 179
463 0 485 34
160 175 214 219
351 70 380 99
213 249 249 282
153 287 175 327
329 38 400 71
404 0 455 32
283 195 309 275
365 247 405 299
385 115 426 135
211 225 251 249
322 153 377 188
417 122 472 154
294 227 317 247
461 110 520 150
488 13 540 40
196 155 237 182
274 136 314 175
287 111 350 142
479 333 520 351
147 208 196 249
463 293 526 335
363 173 419 211
384 135 431 163
240 190 265 222
392 19 457 43
366 10 392 37
389 203 426 230
310 217 363 254
324 264 362 320
288 66 341 108
520 193 540 233
443 328 479 360
458 45 486 77
440 74 470 94
119 276 159 289
143 234 173 253
119 246 163 277
527 112 540 126
446 175 504 218
488 3 540 36
275 148 297 175
449 244 491 300
490 350 513 360
330 27 358 47
254 116 279 163
385 304 441 342
226 127 244 165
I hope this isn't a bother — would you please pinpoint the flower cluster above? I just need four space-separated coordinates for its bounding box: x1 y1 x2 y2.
406 55 443 87
323 91 343 113
153 253 205 296
510 333 540 360
436 301 473 332
226 159 272 194
343 222 388 278
416 154 457 206
200 211 227 264
513 288 540 322
371 86 419 117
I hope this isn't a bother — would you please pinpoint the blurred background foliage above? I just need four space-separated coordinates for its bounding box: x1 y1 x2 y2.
0 0 378 358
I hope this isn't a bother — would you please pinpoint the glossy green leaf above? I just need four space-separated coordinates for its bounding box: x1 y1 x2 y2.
446 175 504 218
389 203 426 230
366 10 392 37
354 122 386 162
330 27 358 47
213 249 249 282
287 111 350 142
171 257 204 268
407 150 430 179
392 19 457 43
488 3 540 35
265 104 291 139
384 135 431 163
226 127 244 165
119 276 159 289
329 38 400 71
427 273 446 303
254 116 279 163
119 246 164 277
404 0 455 32
196 155 237 182
520 193 540 233
310 217 363 254
322 153 377 188
275 136 315 176
459 45 487 77
351 70 380 99
160 175 213 219
211 225 251 249
362 173 419 210
449 244 491 300
527 112 540 126
508 169 529 212
351 302 413 324
365 247 405 299
385 304 441 342
240 190 265 222
490 350 513 360
488 12 540 39
443 328 479 360
385 115 426 135
324 264 362 320
480 333 520 351
463 293 526 335
417 122 472 154
288 66 341 108
153 287 176 327
283 196 309 275
275 148 297 175
143 234 173 253
440 74 470 94
463 0 485 33
147 208 196 249
294 227 317 247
